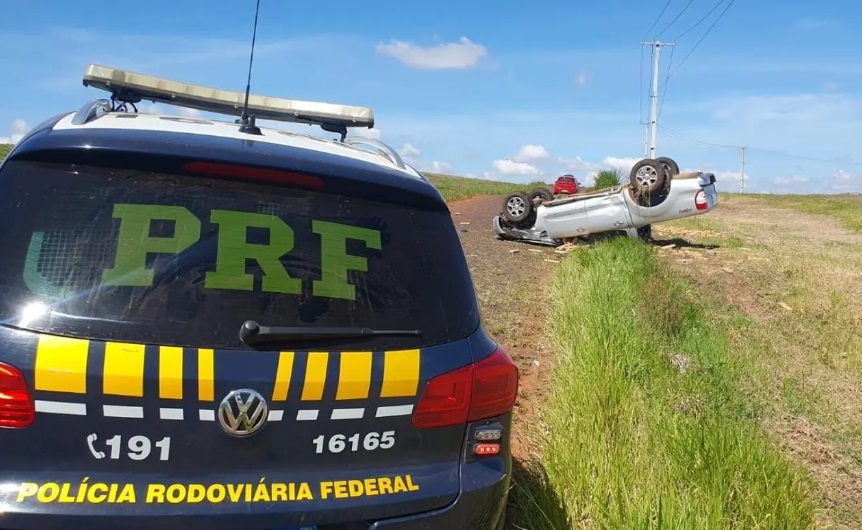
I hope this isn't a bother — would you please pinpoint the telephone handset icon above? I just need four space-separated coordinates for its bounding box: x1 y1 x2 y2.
87 433 105 459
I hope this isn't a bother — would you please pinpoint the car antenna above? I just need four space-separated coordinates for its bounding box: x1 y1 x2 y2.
237 0 263 135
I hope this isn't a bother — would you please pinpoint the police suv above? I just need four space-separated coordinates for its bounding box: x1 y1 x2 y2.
0 64 518 530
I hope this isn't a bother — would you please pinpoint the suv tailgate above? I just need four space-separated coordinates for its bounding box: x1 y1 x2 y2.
0 158 481 527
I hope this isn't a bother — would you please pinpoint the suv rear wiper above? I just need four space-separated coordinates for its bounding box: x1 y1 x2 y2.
238 320 421 346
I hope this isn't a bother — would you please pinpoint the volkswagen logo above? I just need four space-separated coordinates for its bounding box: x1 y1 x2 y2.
217 389 269 437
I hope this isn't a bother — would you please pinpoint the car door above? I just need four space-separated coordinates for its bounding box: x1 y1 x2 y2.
580 190 634 235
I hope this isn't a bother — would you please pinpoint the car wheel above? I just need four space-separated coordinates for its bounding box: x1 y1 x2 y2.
528 187 554 206
655 156 680 179
637 224 652 242
502 191 532 223
629 159 666 194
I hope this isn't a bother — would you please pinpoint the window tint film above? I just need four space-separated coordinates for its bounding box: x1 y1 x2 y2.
0 161 479 350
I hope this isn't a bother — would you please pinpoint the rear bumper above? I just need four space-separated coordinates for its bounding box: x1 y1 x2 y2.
0 453 511 530
367 454 510 530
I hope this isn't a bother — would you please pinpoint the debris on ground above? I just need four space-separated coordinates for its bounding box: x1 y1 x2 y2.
555 243 579 254
544 258 560 264
657 225 725 240
670 353 692 374
509 249 521 254
778 302 793 311
660 243 677 250
528 249 543 253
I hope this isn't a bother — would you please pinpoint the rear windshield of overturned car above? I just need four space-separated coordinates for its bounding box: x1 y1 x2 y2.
0 161 479 349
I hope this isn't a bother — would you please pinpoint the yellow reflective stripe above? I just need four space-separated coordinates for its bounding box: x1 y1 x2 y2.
301 352 328 401
159 346 184 400
335 352 372 401
34 335 89 394
102 342 145 397
380 349 420 398
272 352 295 401
197 348 214 401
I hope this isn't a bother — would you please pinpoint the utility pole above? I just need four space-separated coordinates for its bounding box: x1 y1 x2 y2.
739 146 747 193
640 41 675 159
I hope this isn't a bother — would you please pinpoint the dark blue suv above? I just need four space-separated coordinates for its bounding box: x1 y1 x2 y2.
0 64 518 530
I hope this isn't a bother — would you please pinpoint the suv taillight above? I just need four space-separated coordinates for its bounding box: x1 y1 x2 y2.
695 190 708 210
412 348 519 429
0 362 35 428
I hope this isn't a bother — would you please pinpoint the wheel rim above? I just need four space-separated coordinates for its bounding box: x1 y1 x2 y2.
635 166 658 188
506 196 526 217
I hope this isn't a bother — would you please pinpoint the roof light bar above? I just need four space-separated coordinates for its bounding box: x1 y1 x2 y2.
81 64 375 133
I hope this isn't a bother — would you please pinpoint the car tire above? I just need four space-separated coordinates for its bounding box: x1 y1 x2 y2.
637 224 652 242
528 187 554 206
629 158 666 194
655 156 680 179
502 191 532 223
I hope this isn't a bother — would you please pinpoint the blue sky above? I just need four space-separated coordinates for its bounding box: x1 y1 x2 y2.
2 0 861 194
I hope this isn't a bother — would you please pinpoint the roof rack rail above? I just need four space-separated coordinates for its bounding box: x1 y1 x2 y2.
342 137 407 170
81 64 376 139
71 99 112 125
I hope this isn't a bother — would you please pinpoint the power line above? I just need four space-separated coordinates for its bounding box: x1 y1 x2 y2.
641 0 674 40
639 44 646 124
655 0 697 38
657 45 675 120
674 0 729 40
667 0 736 79
658 124 862 166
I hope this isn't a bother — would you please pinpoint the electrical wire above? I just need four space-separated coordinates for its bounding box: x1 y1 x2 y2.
659 125 862 166
657 46 675 120
641 0 674 40
655 0 697 38
667 0 736 80
639 44 644 124
674 0 729 40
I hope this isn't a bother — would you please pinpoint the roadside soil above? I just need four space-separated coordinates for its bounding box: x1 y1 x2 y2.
447 195 560 459
653 196 862 529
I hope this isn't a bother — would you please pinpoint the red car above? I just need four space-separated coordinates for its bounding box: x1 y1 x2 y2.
553 174 579 195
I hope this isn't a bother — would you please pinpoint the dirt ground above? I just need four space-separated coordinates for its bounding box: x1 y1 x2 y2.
447 195 561 458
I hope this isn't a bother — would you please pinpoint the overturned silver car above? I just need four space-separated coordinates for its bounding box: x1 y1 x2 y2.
493 157 719 246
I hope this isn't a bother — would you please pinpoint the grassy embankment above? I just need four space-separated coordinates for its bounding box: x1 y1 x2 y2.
424 172 546 202
737 192 862 234
508 236 818 529
651 194 862 528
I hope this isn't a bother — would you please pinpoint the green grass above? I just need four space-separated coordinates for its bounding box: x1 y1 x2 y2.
423 172 546 203
738 193 862 234
0 143 11 161
509 237 816 529
594 168 621 190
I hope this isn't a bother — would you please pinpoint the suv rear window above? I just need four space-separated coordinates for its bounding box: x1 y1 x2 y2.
0 160 479 350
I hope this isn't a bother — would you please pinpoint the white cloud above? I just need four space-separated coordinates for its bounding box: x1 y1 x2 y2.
601 156 639 174
354 128 382 140
413 160 454 174
375 37 487 69
491 159 541 176
710 169 749 193
514 144 550 163
0 119 29 145
830 169 862 192
575 70 591 87
398 143 421 158
771 175 810 186
560 156 602 172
